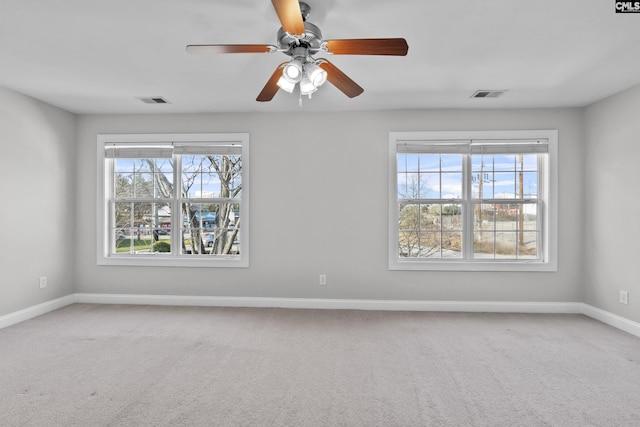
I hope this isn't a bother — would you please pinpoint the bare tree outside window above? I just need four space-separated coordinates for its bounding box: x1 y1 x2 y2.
397 154 463 258
180 154 242 255
109 146 243 257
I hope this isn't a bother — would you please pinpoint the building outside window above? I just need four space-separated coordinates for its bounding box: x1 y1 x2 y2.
97 133 249 267
389 130 557 271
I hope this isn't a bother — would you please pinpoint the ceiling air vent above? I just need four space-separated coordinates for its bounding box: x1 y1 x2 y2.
471 90 507 98
138 97 170 104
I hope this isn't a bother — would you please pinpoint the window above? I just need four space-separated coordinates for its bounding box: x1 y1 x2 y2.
97 133 249 267
389 130 557 271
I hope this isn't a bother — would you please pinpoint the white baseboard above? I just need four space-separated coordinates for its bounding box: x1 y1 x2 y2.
581 304 640 338
2 294 639 339
74 293 583 313
0 295 76 330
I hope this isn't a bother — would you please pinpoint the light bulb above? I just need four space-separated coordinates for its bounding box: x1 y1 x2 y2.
305 63 327 88
283 60 303 83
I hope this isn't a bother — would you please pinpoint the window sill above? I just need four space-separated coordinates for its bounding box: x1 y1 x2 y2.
389 259 556 272
98 254 248 268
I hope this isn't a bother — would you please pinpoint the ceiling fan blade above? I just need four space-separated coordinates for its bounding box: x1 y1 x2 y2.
317 59 364 98
257 63 287 102
186 44 275 54
324 38 409 56
271 0 305 35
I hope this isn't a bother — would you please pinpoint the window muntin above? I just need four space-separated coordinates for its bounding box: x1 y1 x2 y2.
398 202 463 259
389 131 557 271
473 202 539 260
98 133 249 267
113 201 173 254
471 153 541 261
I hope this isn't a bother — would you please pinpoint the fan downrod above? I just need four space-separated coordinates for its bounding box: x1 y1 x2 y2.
299 2 311 21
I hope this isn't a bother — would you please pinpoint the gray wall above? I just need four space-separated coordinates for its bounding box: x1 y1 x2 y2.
22 79 640 316
0 86 76 316
585 84 640 323
75 108 585 303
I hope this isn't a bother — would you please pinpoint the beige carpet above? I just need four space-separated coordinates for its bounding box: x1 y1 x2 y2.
1 304 640 426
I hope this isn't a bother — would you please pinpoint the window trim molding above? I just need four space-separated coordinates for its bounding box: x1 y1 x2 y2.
389 130 558 272
97 133 250 268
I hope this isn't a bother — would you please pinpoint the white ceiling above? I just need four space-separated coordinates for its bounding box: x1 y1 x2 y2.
2 0 640 114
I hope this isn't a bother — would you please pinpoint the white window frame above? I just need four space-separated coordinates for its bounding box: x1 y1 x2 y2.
97 133 249 267
389 130 557 272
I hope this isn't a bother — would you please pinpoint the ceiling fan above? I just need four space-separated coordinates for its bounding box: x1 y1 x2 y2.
186 0 409 102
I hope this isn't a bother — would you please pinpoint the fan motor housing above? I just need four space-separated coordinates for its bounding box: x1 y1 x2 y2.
277 21 323 56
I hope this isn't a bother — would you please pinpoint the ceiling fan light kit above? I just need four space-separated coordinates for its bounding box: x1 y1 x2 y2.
276 75 296 93
186 0 408 103
277 57 327 99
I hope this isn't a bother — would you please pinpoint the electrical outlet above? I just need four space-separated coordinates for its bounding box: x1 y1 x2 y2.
620 290 629 305
319 274 327 285
39 276 47 289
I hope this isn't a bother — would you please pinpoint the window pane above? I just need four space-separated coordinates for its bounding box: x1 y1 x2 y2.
181 155 203 173
231 173 242 198
181 202 240 256
420 173 441 198
398 203 462 258
442 173 462 198
115 159 135 173
114 202 132 229
495 232 517 257
182 202 209 255
211 155 242 198
398 203 420 231
134 173 154 197
397 153 419 173
519 232 539 259
112 202 170 254
398 154 462 199
474 232 495 258
419 154 440 172
522 172 538 198
441 205 462 229
477 231 526 258
471 155 495 199
114 158 173 199
398 231 417 257
441 154 462 172
134 158 152 172
442 232 462 258
473 177 494 199
114 228 131 252
398 203 426 257
397 173 418 199
473 154 539 200
182 155 242 199
522 154 538 171
155 158 173 173
494 172 516 198
182 156 206 198
493 155 516 172
473 202 540 260
150 204 172 253
114 173 133 198
472 155 494 174
419 232 442 258
201 173 221 198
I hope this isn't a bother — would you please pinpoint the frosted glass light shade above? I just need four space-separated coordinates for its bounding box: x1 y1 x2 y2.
277 76 296 93
283 60 303 83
